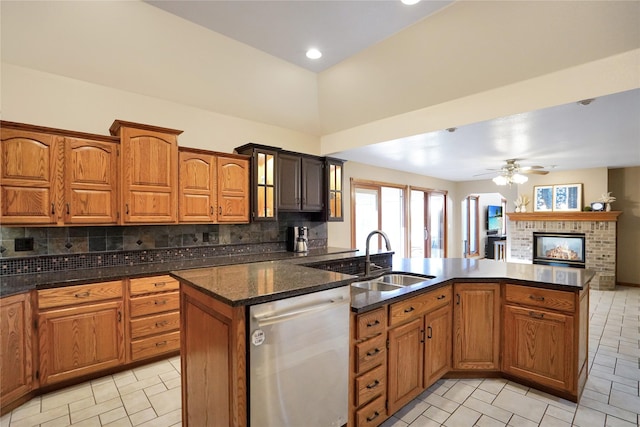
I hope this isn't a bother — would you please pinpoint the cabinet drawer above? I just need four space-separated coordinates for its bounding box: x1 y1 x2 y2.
130 292 179 318
131 331 180 361
38 281 123 309
355 334 386 375
355 394 386 427
355 364 386 407
505 284 575 313
356 307 386 340
389 285 451 326
129 275 179 296
130 311 180 339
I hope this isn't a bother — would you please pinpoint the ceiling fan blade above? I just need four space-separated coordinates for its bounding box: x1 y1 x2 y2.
473 171 500 177
520 165 545 170
521 169 549 175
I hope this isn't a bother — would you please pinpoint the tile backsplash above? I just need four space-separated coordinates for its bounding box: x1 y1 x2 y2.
0 213 328 275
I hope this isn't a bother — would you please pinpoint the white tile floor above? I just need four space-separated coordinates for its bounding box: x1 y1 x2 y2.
2 287 638 427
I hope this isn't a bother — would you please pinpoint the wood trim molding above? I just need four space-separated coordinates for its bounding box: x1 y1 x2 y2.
507 211 622 222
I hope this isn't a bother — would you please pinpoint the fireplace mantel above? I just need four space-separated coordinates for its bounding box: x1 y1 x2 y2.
507 211 622 222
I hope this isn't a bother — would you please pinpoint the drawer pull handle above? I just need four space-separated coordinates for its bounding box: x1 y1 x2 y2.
529 311 545 319
155 321 169 327
366 348 381 357
51 203 55 214
366 320 380 328
155 341 167 347
154 300 168 305
154 282 166 288
75 291 90 298
529 295 545 301
437 294 446 300
427 326 433 339
366 411 380 422
365 380 380 389
404 306 415 313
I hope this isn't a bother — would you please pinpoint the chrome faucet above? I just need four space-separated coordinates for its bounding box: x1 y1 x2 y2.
364 230 392 276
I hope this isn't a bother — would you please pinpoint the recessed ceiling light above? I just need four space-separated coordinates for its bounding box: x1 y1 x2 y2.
306 48 322 59
401 0 421 5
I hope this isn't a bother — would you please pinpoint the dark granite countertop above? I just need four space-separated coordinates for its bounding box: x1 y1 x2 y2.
171 261 356 306
350 257 596 313
0 247 358 298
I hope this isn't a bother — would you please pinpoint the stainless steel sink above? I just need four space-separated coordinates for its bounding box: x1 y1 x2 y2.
376 273 435 286
351 281 402 292
351 273 436 292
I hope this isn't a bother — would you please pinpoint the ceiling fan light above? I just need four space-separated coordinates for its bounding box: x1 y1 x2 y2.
493 175 508 186
512 173 528 184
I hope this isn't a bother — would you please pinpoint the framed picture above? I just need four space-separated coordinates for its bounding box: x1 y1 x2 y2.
533 186 553 212
553 183 582 211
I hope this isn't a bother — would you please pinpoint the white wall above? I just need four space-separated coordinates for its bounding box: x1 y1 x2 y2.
1 63 320 155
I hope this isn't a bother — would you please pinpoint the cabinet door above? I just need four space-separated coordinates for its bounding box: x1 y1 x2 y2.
277 153 301 211
0 293 33 410
179 150 216 222
424 303 452 388
453 283 501 370
38 300 125 386
301 156 324 211
64 137 118 224
217 156 249 223
120 127 178 223
387 317 423 414
503 305 574 392
1 129 60 224
326 158 344 221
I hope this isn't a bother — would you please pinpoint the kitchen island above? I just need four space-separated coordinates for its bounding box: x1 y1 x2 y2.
172 257 593 427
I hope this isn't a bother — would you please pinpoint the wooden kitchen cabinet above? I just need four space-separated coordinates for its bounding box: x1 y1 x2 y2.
1 127 58 224
424 303 452 388
37 281 125 386
1 122 119 225
217 155 249 223
351 307 387 427
502 284 587 399
277 152 324 212
325 157 344 221
387 317 423 414
235 143 278 221
453 283 501 371
110 120 181 224
179 148 217 223
128 275 181 362
0 292 33 414
181 282 247 427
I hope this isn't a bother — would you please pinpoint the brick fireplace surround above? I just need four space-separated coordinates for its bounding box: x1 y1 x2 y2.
507 211 622 290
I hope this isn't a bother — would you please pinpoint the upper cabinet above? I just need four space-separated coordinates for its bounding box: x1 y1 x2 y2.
179 148 217 223
326 158 344 221
235 144 278 221
278 152 324 212
217 155 250 223
110 120 181 224
1 122 119 226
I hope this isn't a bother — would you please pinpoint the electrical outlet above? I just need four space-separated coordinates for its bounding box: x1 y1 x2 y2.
203 232 210 243
15 237 34 252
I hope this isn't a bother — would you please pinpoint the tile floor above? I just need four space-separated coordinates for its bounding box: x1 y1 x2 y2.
1 286 638 427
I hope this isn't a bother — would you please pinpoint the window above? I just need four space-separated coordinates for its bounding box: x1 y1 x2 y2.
409 188 447 258
352 181 405 255
463 195 480 258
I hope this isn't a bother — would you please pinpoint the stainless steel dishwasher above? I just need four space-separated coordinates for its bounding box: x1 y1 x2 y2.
248 285 350 427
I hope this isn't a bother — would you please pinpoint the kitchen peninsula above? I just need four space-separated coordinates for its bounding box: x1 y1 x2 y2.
172 256 593 427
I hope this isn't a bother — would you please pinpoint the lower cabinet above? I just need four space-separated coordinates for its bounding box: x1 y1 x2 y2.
128 275 181 362
387 317 423 413
0 292 33 413
37 286 125 386
453 283 501 371
423 304 452 387
502 283 586 399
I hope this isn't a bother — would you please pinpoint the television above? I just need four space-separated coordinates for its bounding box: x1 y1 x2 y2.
486 205 503 232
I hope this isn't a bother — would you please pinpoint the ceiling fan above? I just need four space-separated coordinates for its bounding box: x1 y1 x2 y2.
477 159 550 186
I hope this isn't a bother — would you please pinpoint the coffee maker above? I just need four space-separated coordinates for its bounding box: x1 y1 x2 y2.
287 226 308 253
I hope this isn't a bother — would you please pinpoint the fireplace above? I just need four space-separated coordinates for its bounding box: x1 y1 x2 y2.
533 232 586 269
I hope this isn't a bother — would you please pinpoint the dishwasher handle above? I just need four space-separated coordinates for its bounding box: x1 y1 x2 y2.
254 296 347 327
